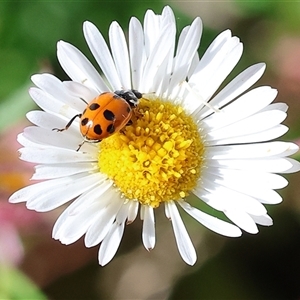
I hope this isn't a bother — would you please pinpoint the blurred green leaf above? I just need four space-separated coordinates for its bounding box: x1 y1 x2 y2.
0 48 34 101
235 0 274 15
0 265 47 300
235 0 300 32
0 81 34 132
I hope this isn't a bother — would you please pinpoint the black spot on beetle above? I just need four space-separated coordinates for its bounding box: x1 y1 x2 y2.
94 124 103 135
81 118 89 126
107 124 115 134
103 109 115 121
89 103 100 110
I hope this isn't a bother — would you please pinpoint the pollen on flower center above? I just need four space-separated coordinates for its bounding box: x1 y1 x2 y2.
98 98 205 208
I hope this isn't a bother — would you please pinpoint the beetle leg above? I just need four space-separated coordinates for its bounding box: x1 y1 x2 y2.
52 114 82 132
76 140 85 152
125 119 133 126
77 137 102 152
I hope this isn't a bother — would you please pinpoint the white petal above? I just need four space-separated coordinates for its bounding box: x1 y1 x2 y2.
52 200 83 239
202 168 288 190
129 17 146 90
189 30 243 102
9 179 61 204
22 173 99 208
84 192 123 248
127 201 139 224
168 17 202 92
206 124 288 145
63 81 98 103
143 8 174 56
199 172 283 204
52 182 112 238
109 21 131 88
279 142 299 157
150 54 173 97
205 141 298 160
67 180 113 216
188 51 200 80
142 205 155 250
250 214 273 226
142 9 157 56
26 110 78 132
32 162 98 180
25 173 102 212
280 158 300 173
164 202 171 219
261 102 288 113
31 73 86 112
17 133 38 148
29 87 79 119
23 126 82 150
166 201 196 265
162 6 176 28
19 147 96 164
196 179 267 216
206 110 287 141
202 86 277 130
98 202 129 266
224 209 258 234
57 40 108 92
178 201 241 237
54 201 102 245
83 21 121 90
198 63 266 118
140 23 176 93
98 222 125 266
18 134 95 154
206 158 297 173
140 204 145 220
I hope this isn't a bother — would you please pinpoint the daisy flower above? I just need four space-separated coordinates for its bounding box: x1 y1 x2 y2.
9 6 300 266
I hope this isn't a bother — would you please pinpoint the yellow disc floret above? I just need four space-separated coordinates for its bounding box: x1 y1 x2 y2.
98 98 204 208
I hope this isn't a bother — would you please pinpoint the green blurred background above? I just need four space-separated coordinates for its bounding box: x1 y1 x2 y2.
1 1 300 299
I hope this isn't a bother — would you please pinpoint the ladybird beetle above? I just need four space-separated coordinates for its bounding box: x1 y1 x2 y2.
53 89 142 151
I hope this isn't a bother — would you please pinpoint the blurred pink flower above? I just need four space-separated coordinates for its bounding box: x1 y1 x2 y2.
0 123 44 265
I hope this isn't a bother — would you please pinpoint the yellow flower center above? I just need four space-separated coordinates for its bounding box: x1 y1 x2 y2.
98 97 204 208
